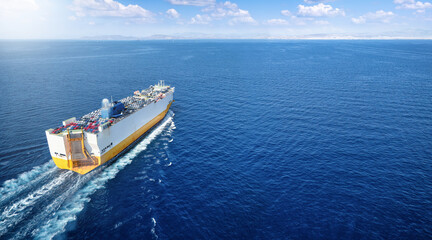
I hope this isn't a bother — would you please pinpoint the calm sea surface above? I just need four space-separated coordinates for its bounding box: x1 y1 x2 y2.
0 40 431 239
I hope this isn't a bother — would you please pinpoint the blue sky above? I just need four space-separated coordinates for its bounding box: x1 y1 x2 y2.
1 0 432 39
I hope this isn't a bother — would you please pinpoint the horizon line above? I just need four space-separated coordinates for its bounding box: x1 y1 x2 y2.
1 37 432 41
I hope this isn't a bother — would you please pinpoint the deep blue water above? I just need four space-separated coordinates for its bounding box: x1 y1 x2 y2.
0 40 431 239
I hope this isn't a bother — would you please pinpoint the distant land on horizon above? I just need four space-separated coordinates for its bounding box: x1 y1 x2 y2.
5 34 431 41
82 34 432 40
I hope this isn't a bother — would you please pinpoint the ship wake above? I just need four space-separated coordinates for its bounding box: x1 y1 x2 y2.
0 111 175 239
0 161 56 205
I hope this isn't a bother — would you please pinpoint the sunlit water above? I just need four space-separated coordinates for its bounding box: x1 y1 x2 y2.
0 40 431 239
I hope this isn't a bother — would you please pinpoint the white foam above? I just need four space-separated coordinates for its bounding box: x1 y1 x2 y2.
166 117 176 133
0 171 73 237
12 173 94 240
0 161 56 203
134 176 148 180
114 221 123 229
151 217 158 239
166 162 172 167
168 139 173 143
34 112 174 240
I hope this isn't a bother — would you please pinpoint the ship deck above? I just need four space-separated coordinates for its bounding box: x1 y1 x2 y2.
50 84 173 135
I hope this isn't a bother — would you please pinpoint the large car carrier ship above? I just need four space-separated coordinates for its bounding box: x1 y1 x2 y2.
45 81 174 174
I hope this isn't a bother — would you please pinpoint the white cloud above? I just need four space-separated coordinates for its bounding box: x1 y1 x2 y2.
351 16 366 24
167 0 215 6
0 0 38 12
394 0 432 12
297 3 345 17
281 10 291 16
70 0 154 20
68 15 77 21
89 21 95 25
228 15 255 25
166 8 180 18
265 18 289 25
304 0 335 4
190 14 211 24
203 1 256 24
351 10 394 24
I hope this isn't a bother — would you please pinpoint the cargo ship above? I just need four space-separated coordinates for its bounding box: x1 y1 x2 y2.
45 81 174 174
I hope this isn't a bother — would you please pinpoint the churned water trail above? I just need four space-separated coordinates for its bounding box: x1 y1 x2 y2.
0 161 56 204
12 172 96 240
0 170 73 237
33 111 174 239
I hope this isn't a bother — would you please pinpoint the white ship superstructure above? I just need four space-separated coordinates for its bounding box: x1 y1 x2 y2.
45 81 174 174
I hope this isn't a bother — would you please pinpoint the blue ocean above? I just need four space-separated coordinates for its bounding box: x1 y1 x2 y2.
0 40 431 239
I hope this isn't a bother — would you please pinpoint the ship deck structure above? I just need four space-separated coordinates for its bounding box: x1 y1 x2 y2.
45 81 174 174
